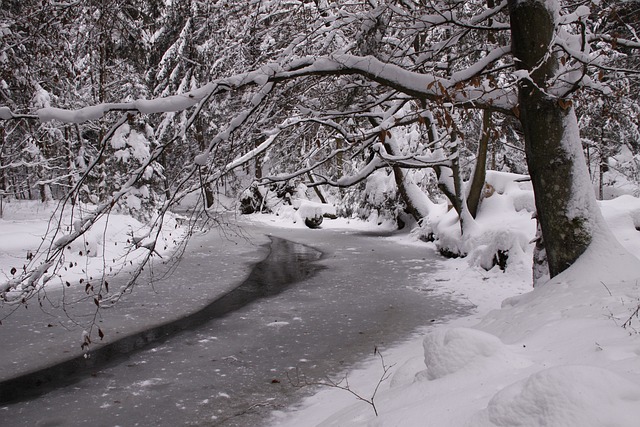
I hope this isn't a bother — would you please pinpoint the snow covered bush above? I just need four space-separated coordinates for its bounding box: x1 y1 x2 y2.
335 169 404 226
427 171 536 271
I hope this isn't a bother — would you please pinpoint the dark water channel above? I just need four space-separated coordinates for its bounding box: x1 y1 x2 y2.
0 227 470 427
0 237 321 405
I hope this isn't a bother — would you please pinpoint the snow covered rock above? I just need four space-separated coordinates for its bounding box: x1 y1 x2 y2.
468 365 640 427
422 327 528 380
294 200 335 229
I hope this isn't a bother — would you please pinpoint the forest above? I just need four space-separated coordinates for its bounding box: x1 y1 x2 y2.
3 1 640 426
2 0 639 302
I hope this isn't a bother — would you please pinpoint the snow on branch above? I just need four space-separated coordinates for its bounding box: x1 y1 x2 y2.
373 142 455 169
261 145 358 185
414 0 509 31
266 140 454 190
277 54 516 112
587 34 640 50
1 49 516 126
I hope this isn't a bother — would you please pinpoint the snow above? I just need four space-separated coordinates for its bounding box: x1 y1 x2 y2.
0 199 184 299
38 105 112 123
3 178 640 426
470 365 640 427
0 106 13 119
295 200 335 220
266 181 640 426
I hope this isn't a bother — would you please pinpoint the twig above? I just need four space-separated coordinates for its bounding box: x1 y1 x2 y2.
600 281 612 297
287 349 395 417
622 303 640 331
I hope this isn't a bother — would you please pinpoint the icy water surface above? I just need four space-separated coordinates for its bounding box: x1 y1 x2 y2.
0 237 321 404
0 224 471 426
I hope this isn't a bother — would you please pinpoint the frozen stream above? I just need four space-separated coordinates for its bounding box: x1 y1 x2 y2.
0 220 471 426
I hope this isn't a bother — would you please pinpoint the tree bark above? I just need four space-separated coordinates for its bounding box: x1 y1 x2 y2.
306 171 328 204
383 137 434 222
509 0 598 277
467 110 492 218
195 116 214 208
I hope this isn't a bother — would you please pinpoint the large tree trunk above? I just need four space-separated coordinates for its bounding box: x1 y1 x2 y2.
509 0 600 277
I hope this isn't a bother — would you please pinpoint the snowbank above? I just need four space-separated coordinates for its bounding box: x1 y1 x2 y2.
469 365 640 427
0 199 184 298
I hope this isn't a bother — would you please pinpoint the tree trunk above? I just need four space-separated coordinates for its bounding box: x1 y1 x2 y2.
383 137 435 222
195 116 214 208
467 110 492 218
509 0 600 277
335 137 344 178
306 172 328 204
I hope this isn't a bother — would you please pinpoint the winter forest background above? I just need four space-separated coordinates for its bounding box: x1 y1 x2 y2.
3 0 640 298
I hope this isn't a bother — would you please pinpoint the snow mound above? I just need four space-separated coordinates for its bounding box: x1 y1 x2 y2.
428 171 536 270
423 327 528 380
267 200 336 228
293 199 335 219
468 365 640 427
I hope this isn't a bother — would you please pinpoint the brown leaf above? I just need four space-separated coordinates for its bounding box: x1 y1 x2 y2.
438 82 448 98
558 99 573 110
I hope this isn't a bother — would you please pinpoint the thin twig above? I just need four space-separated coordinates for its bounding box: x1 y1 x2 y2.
287 349 395 417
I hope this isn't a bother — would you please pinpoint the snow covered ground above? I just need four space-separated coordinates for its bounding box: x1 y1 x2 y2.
262 193 640 426
0 199 185 320
2 188 640 426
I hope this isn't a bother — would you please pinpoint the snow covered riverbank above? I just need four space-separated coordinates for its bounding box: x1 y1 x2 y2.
2 195 640 426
